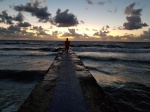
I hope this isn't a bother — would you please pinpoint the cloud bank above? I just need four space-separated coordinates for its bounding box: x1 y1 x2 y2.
14 1 51 22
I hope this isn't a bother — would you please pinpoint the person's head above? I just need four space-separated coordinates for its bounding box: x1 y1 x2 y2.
66 38 68 41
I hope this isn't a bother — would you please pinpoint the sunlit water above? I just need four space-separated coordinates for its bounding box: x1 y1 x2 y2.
0 41 150 112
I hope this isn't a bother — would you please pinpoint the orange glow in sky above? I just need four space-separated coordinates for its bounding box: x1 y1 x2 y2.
0 0 150 41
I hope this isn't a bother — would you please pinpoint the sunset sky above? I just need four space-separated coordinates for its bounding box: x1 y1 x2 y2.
0 0 150 41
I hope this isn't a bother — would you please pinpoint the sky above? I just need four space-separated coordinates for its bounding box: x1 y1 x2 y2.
0 0 150 41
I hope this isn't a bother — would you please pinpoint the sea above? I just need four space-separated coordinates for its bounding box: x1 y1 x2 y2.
0 40 150 112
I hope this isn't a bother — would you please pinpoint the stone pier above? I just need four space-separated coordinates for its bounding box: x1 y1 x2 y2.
18 49 117 112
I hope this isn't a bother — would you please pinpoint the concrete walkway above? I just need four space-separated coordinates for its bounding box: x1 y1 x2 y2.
18 50 116 112
49 52 88 112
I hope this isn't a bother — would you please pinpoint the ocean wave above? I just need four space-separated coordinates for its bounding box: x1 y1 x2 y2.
0 47 54 51
0 70 46 83
71 44 124 48
144 46 150 49
73 48 150 53
71 44 103 47
0 42 28 45
0 53 56 57
86 66 112 75
79 55 150 63
101 82 150 112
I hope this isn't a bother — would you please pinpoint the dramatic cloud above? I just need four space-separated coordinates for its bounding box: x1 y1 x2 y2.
125 3 142 16
0 11 25 24
62 29 82 38
18 22 31 27
32 26 49 35
143 28 150 35
0 25 21 36
0 27 9 34
123 3 148 30
68 29 75 35
14 12 24 22
85 0 93 4
138 28 150 41
94 30 109 37
52 31 58 36
14 1 51 22
0 27 34 39
8 25 21 32
54 9 79 27
0 25 52 40
0 10 13 24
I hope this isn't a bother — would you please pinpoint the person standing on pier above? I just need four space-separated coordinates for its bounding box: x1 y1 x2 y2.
65 38 70 54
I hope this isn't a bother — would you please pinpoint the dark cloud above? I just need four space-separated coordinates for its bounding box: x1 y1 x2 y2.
1 24 49 37
62 29 82 38
124 3 142 16
8 25 21 32
68 29 75 35
14 4 24 11
0 27 8 34
0 10 13 24
123 3 148 30
0 25 21 36
0 11 25 24
94 30 109 37
0 25 52 40
38 30 48 35
14 1 51 22
18 22 31 27
85 0 94 4
52 31 58 36
139 28 150 41
34 7 51 22
33 26 43 31
32 26 49 35
14 12 24 22
143 28 150 35
17 6 79 27
0 27 34 39
54 9 79 27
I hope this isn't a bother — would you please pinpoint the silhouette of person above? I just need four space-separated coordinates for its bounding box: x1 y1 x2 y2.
65 38 70 54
